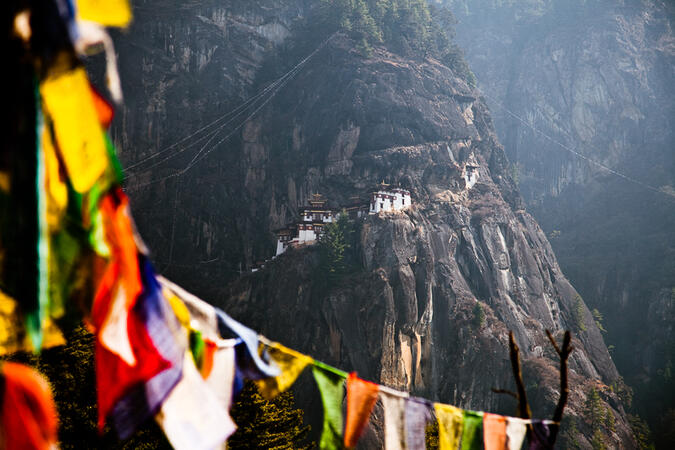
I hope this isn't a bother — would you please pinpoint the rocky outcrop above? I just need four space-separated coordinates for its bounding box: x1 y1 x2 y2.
111 1 636 446
444 0 674 442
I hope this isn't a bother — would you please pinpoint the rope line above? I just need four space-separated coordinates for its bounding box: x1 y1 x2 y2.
125 63 308 173
124 34 335 191
480 91 675 200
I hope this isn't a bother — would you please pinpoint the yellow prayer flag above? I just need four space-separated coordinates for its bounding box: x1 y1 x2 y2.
76 0 132 28
0 290 65 355
434 403 464 450
43 126 68 229
255 342 313 400
40 68 107 193
164 288 191 328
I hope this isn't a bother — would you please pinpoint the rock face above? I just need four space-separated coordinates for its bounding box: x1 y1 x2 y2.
112 1 636 446
444 0 675 442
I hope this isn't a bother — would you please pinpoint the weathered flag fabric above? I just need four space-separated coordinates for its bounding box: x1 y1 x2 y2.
312 363 346 449
344 372 380 448
461 410 484 450
405 397 433 449
255 342 313 400
435 403 464 450
483 413 507 450
379 388 409 450
155 353 236 450
528 420 558 450
505 417 528 450
1 362 58 450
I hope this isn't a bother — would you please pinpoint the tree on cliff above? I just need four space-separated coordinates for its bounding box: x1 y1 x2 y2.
228 382 312 449
318 212 357 284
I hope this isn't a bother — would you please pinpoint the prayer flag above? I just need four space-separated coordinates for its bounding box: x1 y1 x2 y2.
528 420 557 450
379 388 409 450
255 342 313 400
312 363 346 449
43 125 67 228
200 339 216 378
156 353 236 450
216 309 280 379
0 290 65 356
203 338 238 410
1 362 58 450
110 258 185 439
40 67 108 193
483 413 507 450
405 397 433 449
156 276 220 341
344 372 379 448
156 277 279 379
505 417 528 450
435 403 464 450
92 261 170 429
76 0 133 27
461 410 484 450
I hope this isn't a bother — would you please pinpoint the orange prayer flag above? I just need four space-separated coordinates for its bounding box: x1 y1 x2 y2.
100 190 142 305
89 83 114 129
1 362 58 450
483 413 507 450
200 339 217 379
344 372 379 448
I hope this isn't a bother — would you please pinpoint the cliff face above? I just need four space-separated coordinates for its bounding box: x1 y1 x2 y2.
444 0 675 441
113 1 636 446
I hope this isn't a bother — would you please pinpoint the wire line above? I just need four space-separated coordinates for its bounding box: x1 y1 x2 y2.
480 91 675 200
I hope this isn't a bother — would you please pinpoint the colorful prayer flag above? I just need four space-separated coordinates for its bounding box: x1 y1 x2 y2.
344 372 379 448
1 362 59 450
435 403 464 450
312 362 347 449
40 67 108 193
255 342 313 400
405 397 433 449
110 258 185 439
76 0 133 27
483 413 507 450
461 410 484 450
505 417 528 450
203 338 238 410
379 388 409 450
155 353 236 450
528 420 558 450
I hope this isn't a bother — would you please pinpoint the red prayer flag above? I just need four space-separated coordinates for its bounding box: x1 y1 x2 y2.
344 372 379 448
1 362 58 450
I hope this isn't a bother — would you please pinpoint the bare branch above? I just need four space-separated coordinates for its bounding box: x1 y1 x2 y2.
492 388 518 399
552 330 573 423
545 329 562 355
509 331 532 420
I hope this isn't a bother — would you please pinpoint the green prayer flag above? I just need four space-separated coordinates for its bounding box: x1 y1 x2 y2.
460 410 484 450
189 329 206 369
312 364 346 449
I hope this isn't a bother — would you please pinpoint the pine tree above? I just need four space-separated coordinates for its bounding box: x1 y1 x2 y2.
584 388 605 431
574 295 586 333
228 382 312 449
33 325 170 449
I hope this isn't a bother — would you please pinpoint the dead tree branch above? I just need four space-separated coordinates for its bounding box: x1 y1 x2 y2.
491 388 517 399
509 331 532 420
492 331 532 420
546 329 574 423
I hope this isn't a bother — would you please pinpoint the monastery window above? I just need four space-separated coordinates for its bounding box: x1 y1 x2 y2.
402 198 405 205
380 202 384 209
